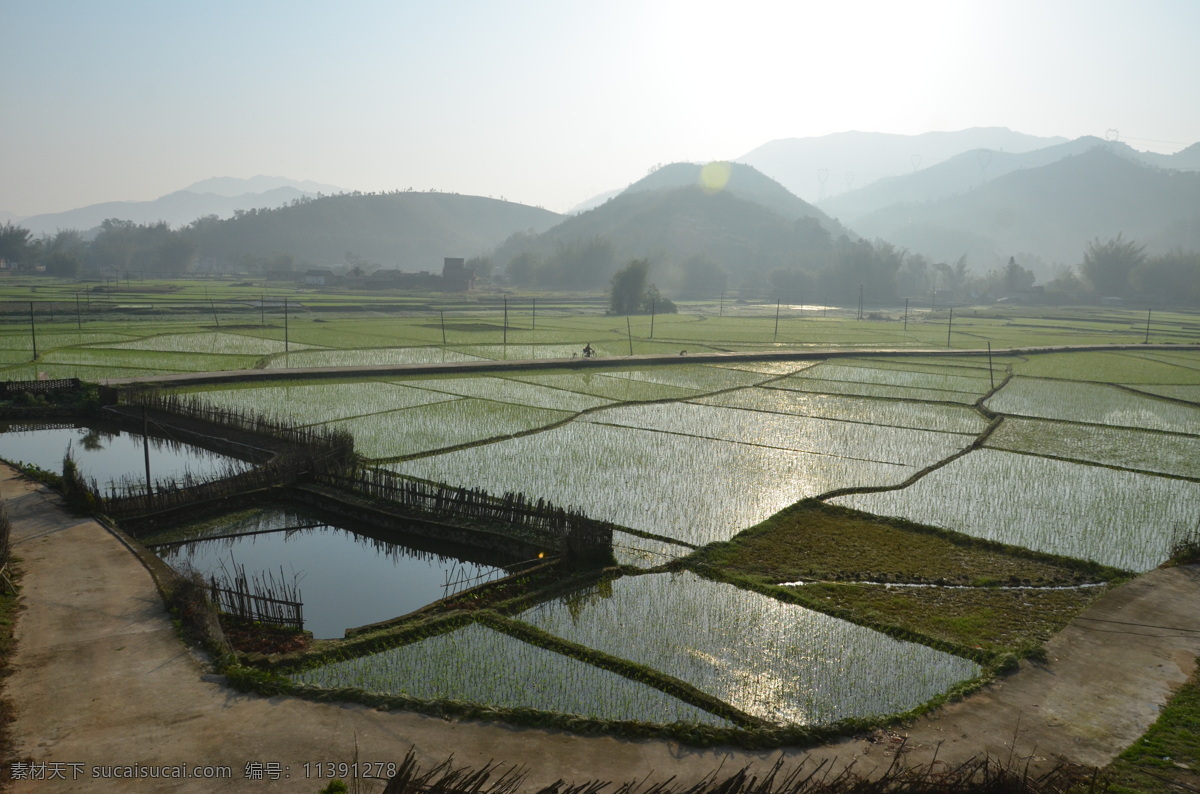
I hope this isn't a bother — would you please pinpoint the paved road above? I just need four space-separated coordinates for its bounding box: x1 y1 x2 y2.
3 466 1199 791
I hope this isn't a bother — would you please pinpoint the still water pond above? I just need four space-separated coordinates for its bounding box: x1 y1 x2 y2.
150 507 513 639
0 422 243 488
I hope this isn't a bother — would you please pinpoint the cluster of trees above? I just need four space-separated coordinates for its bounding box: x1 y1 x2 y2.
0 219 199 278
608 259 677 315
1056 234 1200 304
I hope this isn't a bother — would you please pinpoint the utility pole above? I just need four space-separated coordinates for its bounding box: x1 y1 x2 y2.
531 298 536 331
858 284 863 320
29 302 37 360
440 310 447 345
650 297 656 339
1144 308 1152 344
903 298 909 332
719 290 725 318
947 307 954 347
987 342 995 390
283 297 289 355
503 297 508 345
76 293 82 332
773 299 781 343
626 316 633 355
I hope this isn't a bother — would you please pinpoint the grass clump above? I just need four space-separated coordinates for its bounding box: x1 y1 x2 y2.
1101 659 1200 793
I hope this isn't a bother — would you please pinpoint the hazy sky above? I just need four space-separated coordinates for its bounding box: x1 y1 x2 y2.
3 0 1199 217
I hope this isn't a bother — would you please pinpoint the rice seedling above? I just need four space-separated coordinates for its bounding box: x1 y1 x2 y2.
985 377 1200 434
784 363 993 395
398 376 614 412
393 422 917 545
504 372 702 402
1010 350 1200 384
518 571 981 725
591 365 771 392
831 449 1200 571
292 621 734 725
986 417 1200 479
180 380 460 427
0 363 191 380
583 402 972 467
694 388 989 434
264 346 484 369
1122 384 1200 405
40 347 262 372
331 399 574 460
612 531 694 569
704 361 822 376
101 331 317 356
769 377 981 405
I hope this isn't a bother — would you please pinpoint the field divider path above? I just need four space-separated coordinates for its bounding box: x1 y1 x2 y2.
98 343 1200 388
3 469 1200 787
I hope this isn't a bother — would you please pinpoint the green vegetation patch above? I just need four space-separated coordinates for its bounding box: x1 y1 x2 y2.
789 582 1109 655
695 501 1114 587
1103 660 1200 793
986 416 1200 479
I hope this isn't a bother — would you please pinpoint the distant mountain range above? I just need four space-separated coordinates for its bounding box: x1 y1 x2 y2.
736 128 1068 204
16 176 346 235
821 138 1200 224
848 146 1200 273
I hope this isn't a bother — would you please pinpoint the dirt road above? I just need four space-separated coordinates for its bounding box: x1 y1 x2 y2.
3 465 1198 792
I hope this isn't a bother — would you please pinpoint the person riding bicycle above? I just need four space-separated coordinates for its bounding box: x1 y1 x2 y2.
582 343 595 358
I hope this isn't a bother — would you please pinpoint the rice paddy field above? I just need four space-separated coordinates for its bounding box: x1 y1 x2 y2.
3 282 1199 736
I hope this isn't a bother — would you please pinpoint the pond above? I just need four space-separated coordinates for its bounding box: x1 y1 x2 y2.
147 506 518 639
0 421 245 489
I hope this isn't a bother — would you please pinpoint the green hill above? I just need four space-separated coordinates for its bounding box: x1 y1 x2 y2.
187 191 562 270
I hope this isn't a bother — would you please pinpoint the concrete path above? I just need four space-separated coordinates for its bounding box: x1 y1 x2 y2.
3 465 1199 792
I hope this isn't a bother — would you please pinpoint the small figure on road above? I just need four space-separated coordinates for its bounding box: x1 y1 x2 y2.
583 343 595 358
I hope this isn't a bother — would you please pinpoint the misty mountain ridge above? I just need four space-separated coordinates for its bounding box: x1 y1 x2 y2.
493 170 848 292
737 127 1068 204
621 161 850 237
182 175 346 197
188 190 562 271
851 146 1200 275
19 184 332 236
822 137 1200 223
